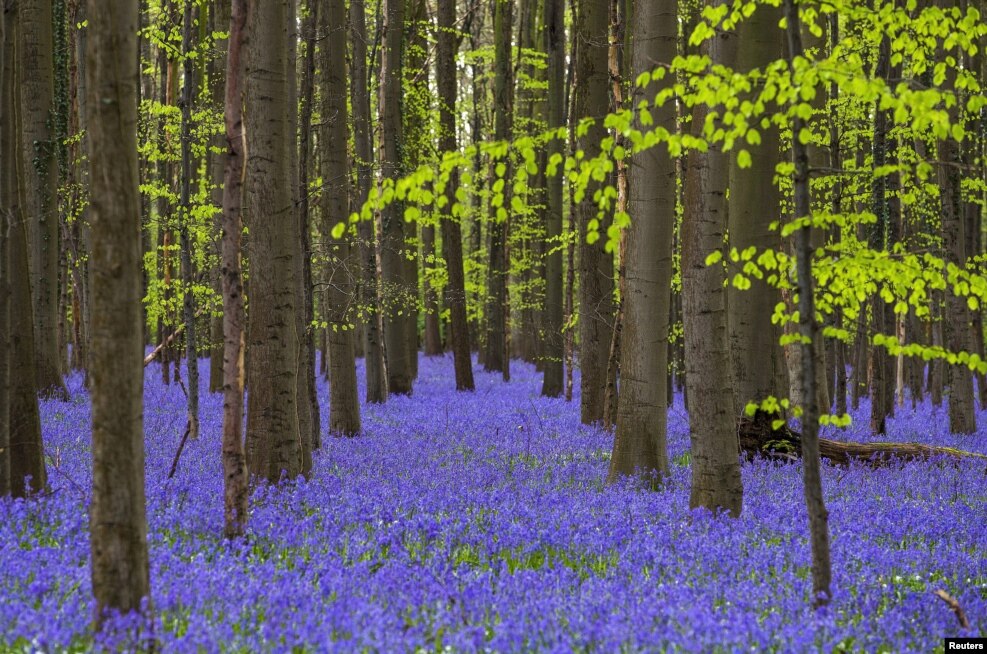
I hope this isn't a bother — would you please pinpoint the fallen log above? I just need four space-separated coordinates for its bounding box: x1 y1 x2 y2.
738 412 987 467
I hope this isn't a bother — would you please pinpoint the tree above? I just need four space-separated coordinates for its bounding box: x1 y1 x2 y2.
178 0 200 440
484 0 513 379
783 0 832 607
379 0 414 395
574 0 615 424
681 0 741 517
17 0 65 398
726 2 786 415
208 0 232 394
938 0 976 434
350 0 387 403
607 0 675 482
244 0 306 482
85 0 151 623
0 0 10 497
3 2 45 498
437 0 475 391
220 0 248 540
540 0 564 398
321 0 361 435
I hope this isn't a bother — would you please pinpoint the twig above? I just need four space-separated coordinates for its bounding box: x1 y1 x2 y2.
934 589 970 630
167 421 193 480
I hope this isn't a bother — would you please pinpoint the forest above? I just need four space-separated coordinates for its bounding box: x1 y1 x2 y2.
1 0 986 650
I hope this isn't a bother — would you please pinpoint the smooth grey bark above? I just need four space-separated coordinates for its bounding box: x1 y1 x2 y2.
607 0 675 483
726 2 786 415
350 0 387 403
85 0 151 622
540 0 565 397
18 0 65 398
784 0 832 608
321 0 361 435
379 0 414 394
244 0 305 482
682 14 741 517
574 0 615 424
437 0 475 391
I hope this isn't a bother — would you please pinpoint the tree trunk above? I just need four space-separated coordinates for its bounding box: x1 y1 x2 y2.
244 0 305 482
484 0 513 379
607 0 674 483
219 0 248 540
18 0 65 398
540 0 565 397
321 0 361 436
784 0 832 607
682 2 741 517
437 0 475 391
727 2 786 415
0 0 10 497
3 5 45 498
179 0 200 439
379 0 414 394
937 0 976 434
208 0 231 394
85 0 151 623
350 0 387 403
574 0 614 424
298 0 321 451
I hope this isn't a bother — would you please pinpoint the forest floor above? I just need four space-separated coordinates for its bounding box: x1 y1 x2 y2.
1 355 985 652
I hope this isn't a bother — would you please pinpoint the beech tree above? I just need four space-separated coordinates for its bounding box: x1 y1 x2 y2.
608 0 676 482
682 0 742 517
320 0 361 435
86 0 151 622
574 0 615 425
244 0 306 482
2 2 45 498
18 0 65 399
437 0 475 391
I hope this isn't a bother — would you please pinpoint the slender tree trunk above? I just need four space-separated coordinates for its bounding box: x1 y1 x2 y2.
422 217 442 356
179 0 200 439
607 0 674 482
244 0 305 482
18 0 65 398
208 0 231 393
298 0 321 450
350 0 387 403
437 0 475 391
484 0 513 379
541 0 565 397
284 0 314 474
219 0 248 540
378 0 414 394
86 0 151 623
784 0 832 608
321 0 361 435
682 2 741 516
574 0 615 424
